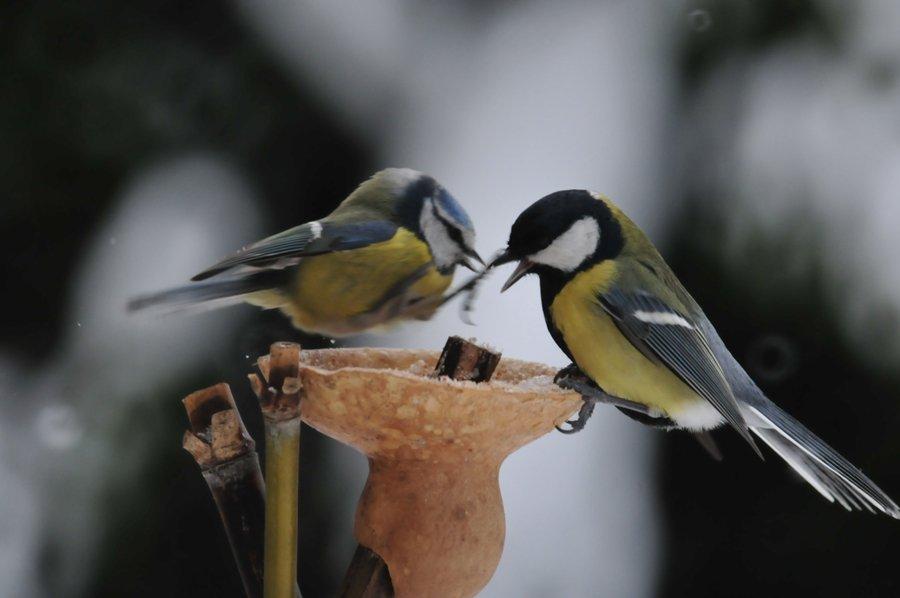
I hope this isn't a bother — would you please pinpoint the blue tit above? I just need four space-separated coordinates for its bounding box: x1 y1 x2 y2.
492 189 899 517
128 168 482 337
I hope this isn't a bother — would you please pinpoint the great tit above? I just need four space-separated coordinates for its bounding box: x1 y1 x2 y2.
492 189 899 517
128 168 482 337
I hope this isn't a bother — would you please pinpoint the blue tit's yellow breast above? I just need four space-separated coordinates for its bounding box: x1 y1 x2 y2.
549 261 701 416
285 228 452 332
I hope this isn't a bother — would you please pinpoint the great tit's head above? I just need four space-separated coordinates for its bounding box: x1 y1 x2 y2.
378 168 481 274
491 190 623 291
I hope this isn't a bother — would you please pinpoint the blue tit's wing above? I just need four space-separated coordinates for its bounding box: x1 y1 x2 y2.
599 287 762 457
192 220 398 281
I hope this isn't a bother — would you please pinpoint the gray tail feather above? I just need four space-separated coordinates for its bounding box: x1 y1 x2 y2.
127 270 287 313
745 399 900 518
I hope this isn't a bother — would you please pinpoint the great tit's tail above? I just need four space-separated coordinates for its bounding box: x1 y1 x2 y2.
742 399 900 518
127 270 288 314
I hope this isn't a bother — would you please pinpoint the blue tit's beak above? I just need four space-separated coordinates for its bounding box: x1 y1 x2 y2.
489 249 533 292
459 247 485 272
466 247 486 267
459 258 478 272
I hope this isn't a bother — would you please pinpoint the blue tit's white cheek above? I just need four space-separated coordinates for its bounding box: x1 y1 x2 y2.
528 217 600 272
420 199 460 270
462 228 476 252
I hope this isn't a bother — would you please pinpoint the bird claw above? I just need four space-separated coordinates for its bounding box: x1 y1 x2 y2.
555 423 579 434
553 363 584 385
553 363 663 433
554 364 598 434
555 395 597 435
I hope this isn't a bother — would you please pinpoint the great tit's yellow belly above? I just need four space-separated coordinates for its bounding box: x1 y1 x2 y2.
548 262 705 420
250 228 451 337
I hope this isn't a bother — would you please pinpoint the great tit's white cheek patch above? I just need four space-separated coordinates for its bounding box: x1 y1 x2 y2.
529 217 600 271
420 199 460 270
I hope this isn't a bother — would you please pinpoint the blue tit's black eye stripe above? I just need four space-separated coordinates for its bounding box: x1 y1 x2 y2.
431 201 467 248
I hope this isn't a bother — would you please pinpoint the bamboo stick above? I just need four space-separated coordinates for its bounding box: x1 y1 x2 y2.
249 342 304 598
182 383 265 598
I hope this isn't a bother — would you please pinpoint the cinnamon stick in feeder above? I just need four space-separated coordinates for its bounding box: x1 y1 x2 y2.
432 335 501 382
183 383 265 598
249 342 303 598
338 337 501 598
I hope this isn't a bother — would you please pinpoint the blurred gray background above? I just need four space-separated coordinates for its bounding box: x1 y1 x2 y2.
2 1 899 596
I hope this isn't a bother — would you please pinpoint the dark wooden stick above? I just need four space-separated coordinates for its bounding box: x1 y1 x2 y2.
183 383 265 598
337 544 394 598
338 337 502 598
432 335 501 382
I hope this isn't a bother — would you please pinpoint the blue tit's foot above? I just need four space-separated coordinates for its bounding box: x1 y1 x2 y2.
556 395 597 434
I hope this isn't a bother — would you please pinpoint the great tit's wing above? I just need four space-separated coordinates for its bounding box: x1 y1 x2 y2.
192 220 397 281
599 287 762 457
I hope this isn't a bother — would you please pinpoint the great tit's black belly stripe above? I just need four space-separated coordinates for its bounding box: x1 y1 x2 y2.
539 269 575 361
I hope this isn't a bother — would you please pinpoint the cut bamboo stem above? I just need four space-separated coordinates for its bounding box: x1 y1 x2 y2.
264 419 300 598
250 342 304 598
182 383 265 598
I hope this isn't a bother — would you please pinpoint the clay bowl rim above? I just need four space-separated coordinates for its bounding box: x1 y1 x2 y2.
295 347 578 399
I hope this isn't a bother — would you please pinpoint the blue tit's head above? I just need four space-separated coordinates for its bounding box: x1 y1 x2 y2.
379 168 481 274
491 190 624 290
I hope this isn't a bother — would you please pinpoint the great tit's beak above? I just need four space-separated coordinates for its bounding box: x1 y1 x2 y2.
501 260 534 292
489 249 533 292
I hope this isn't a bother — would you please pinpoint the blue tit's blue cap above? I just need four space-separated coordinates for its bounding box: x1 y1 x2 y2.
435 187 474 231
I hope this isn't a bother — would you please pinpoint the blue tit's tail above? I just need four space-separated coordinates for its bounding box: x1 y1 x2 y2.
742 398 900 518
127 270 288 314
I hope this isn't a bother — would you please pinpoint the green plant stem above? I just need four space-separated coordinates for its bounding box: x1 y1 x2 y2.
263 417 301 598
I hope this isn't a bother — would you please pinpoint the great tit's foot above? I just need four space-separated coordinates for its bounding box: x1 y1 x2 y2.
554 363 584 385
556 396 597 434
555 365 661 419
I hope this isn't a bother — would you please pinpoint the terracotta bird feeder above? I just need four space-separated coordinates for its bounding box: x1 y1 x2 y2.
274 339 582 598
